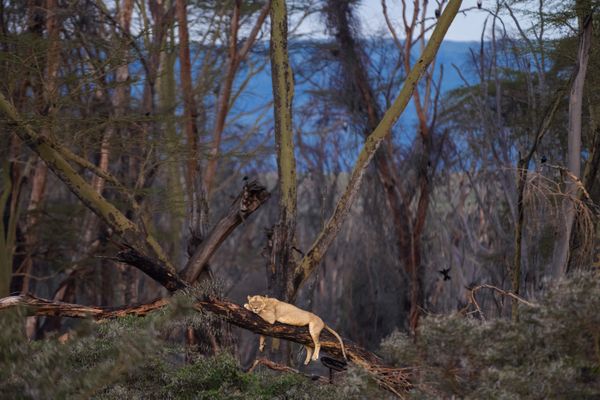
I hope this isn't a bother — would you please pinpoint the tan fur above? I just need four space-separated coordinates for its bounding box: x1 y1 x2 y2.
244 295 347 364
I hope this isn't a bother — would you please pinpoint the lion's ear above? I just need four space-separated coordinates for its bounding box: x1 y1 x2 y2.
247 295 251 301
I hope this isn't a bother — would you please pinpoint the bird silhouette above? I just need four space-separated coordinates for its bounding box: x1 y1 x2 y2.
439 268 451 281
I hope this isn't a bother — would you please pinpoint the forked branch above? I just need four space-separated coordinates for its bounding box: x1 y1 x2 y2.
463 284 538 320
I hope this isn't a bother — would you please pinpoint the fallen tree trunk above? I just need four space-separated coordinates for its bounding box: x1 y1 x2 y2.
0 293 412 396
0 294 168 319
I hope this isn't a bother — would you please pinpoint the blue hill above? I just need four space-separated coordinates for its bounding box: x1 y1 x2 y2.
232 40 479 128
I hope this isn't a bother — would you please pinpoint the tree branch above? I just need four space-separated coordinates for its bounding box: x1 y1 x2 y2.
0 292 412 396
248 357 329 383
181 180 270 283
462 284 538 320
0 294 168 319
0 92 175 273
292 0 463 292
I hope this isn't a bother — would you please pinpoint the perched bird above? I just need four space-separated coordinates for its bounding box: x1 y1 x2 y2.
477 0 482 9
435 8 441 18
541 155 547 164
439 268 451 281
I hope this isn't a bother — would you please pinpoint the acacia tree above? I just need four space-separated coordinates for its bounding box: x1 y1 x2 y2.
432 0 600 322
307 0 446 333
0 0 463 395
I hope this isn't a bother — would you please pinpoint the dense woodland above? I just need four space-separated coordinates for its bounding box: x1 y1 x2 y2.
1 0 599 398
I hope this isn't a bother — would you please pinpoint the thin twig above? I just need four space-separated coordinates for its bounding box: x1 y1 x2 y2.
248 357 328 383
463 284 538 320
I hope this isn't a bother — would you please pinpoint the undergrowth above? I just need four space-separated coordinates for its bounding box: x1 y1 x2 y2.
1 272 599 399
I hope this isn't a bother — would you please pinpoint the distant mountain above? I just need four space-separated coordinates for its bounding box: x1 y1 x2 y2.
432 40 480 91
233 40 480 127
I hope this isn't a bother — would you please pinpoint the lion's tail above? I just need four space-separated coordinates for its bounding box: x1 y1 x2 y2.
325 325 347 360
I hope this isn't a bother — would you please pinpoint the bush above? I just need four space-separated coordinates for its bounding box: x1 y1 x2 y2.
0 302 343 399
381 271 600 399
6 273 597 399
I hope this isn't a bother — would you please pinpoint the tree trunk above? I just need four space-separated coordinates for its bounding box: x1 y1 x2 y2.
268 0 297 302
84 0 133 242
203 1 271 195
203 0 240 195
175 0 200 202
511 75 572 320
554 7 592 276
19 0 62 297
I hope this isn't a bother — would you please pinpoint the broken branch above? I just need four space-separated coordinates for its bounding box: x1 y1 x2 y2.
181 180 270 283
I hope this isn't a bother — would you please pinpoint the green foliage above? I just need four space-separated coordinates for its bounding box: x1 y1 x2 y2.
6 273 600 399
159 353 337 400
0 301 343 400
381 271 600 399
0 306 163 399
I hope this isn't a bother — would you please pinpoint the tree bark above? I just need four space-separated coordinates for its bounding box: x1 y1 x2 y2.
269 0 298 301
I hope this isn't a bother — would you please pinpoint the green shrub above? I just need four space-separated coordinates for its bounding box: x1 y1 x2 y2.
7 273 596 399
0 303 344 400
381 271 600 399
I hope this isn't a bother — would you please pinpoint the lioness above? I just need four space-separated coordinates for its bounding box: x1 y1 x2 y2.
244 295 347 365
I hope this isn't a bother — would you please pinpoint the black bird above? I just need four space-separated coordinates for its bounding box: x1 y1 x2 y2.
477 0 482 9
435 8 441 18
439 268 451 281
541 155 547 164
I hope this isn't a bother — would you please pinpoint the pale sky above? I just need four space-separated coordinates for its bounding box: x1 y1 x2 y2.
294 0 506 42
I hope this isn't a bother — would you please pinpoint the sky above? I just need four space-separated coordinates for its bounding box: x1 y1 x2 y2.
357 0 491 41
294 0 494 42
